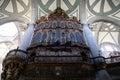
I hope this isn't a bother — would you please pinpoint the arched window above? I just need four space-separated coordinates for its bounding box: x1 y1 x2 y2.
34 32 41 43
42 33 47 43
70 32 75 42
75 32 82 44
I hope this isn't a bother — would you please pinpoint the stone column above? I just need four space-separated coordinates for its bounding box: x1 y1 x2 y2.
82 24 101 57
95 70 112 80
80 0 112 80
18 24 34 51
31 0 37 24
19 0 37 51
80 0 101 57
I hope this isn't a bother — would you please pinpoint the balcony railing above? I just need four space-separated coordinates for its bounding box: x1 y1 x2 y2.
4 49 120 64
6 49 27 59
105 56 120 64
26 55 92 64
26 55 120 64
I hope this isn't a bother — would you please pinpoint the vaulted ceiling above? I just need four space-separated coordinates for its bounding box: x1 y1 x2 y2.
0 0 120 25
0 0 120 59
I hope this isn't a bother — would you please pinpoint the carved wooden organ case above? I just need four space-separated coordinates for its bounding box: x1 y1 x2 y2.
1 8 91 80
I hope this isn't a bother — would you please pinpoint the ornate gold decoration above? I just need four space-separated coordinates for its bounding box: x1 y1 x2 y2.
48 7 69 21
36 7 80 24
1 57 24 80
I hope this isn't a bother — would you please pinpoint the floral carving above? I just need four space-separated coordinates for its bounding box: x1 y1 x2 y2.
1 58 24 80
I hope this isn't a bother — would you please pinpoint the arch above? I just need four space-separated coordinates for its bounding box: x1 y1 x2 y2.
0 17 29 25
89 19 120 44
33 32 41 43
88 16 120 27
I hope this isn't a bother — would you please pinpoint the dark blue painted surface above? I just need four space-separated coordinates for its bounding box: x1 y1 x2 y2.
70 32 75 42
34 32 41 43
56 29 61 41
76 32 82 44
42 33 47 42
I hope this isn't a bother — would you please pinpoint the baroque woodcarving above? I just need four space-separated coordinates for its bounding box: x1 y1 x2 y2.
1 57 24 80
